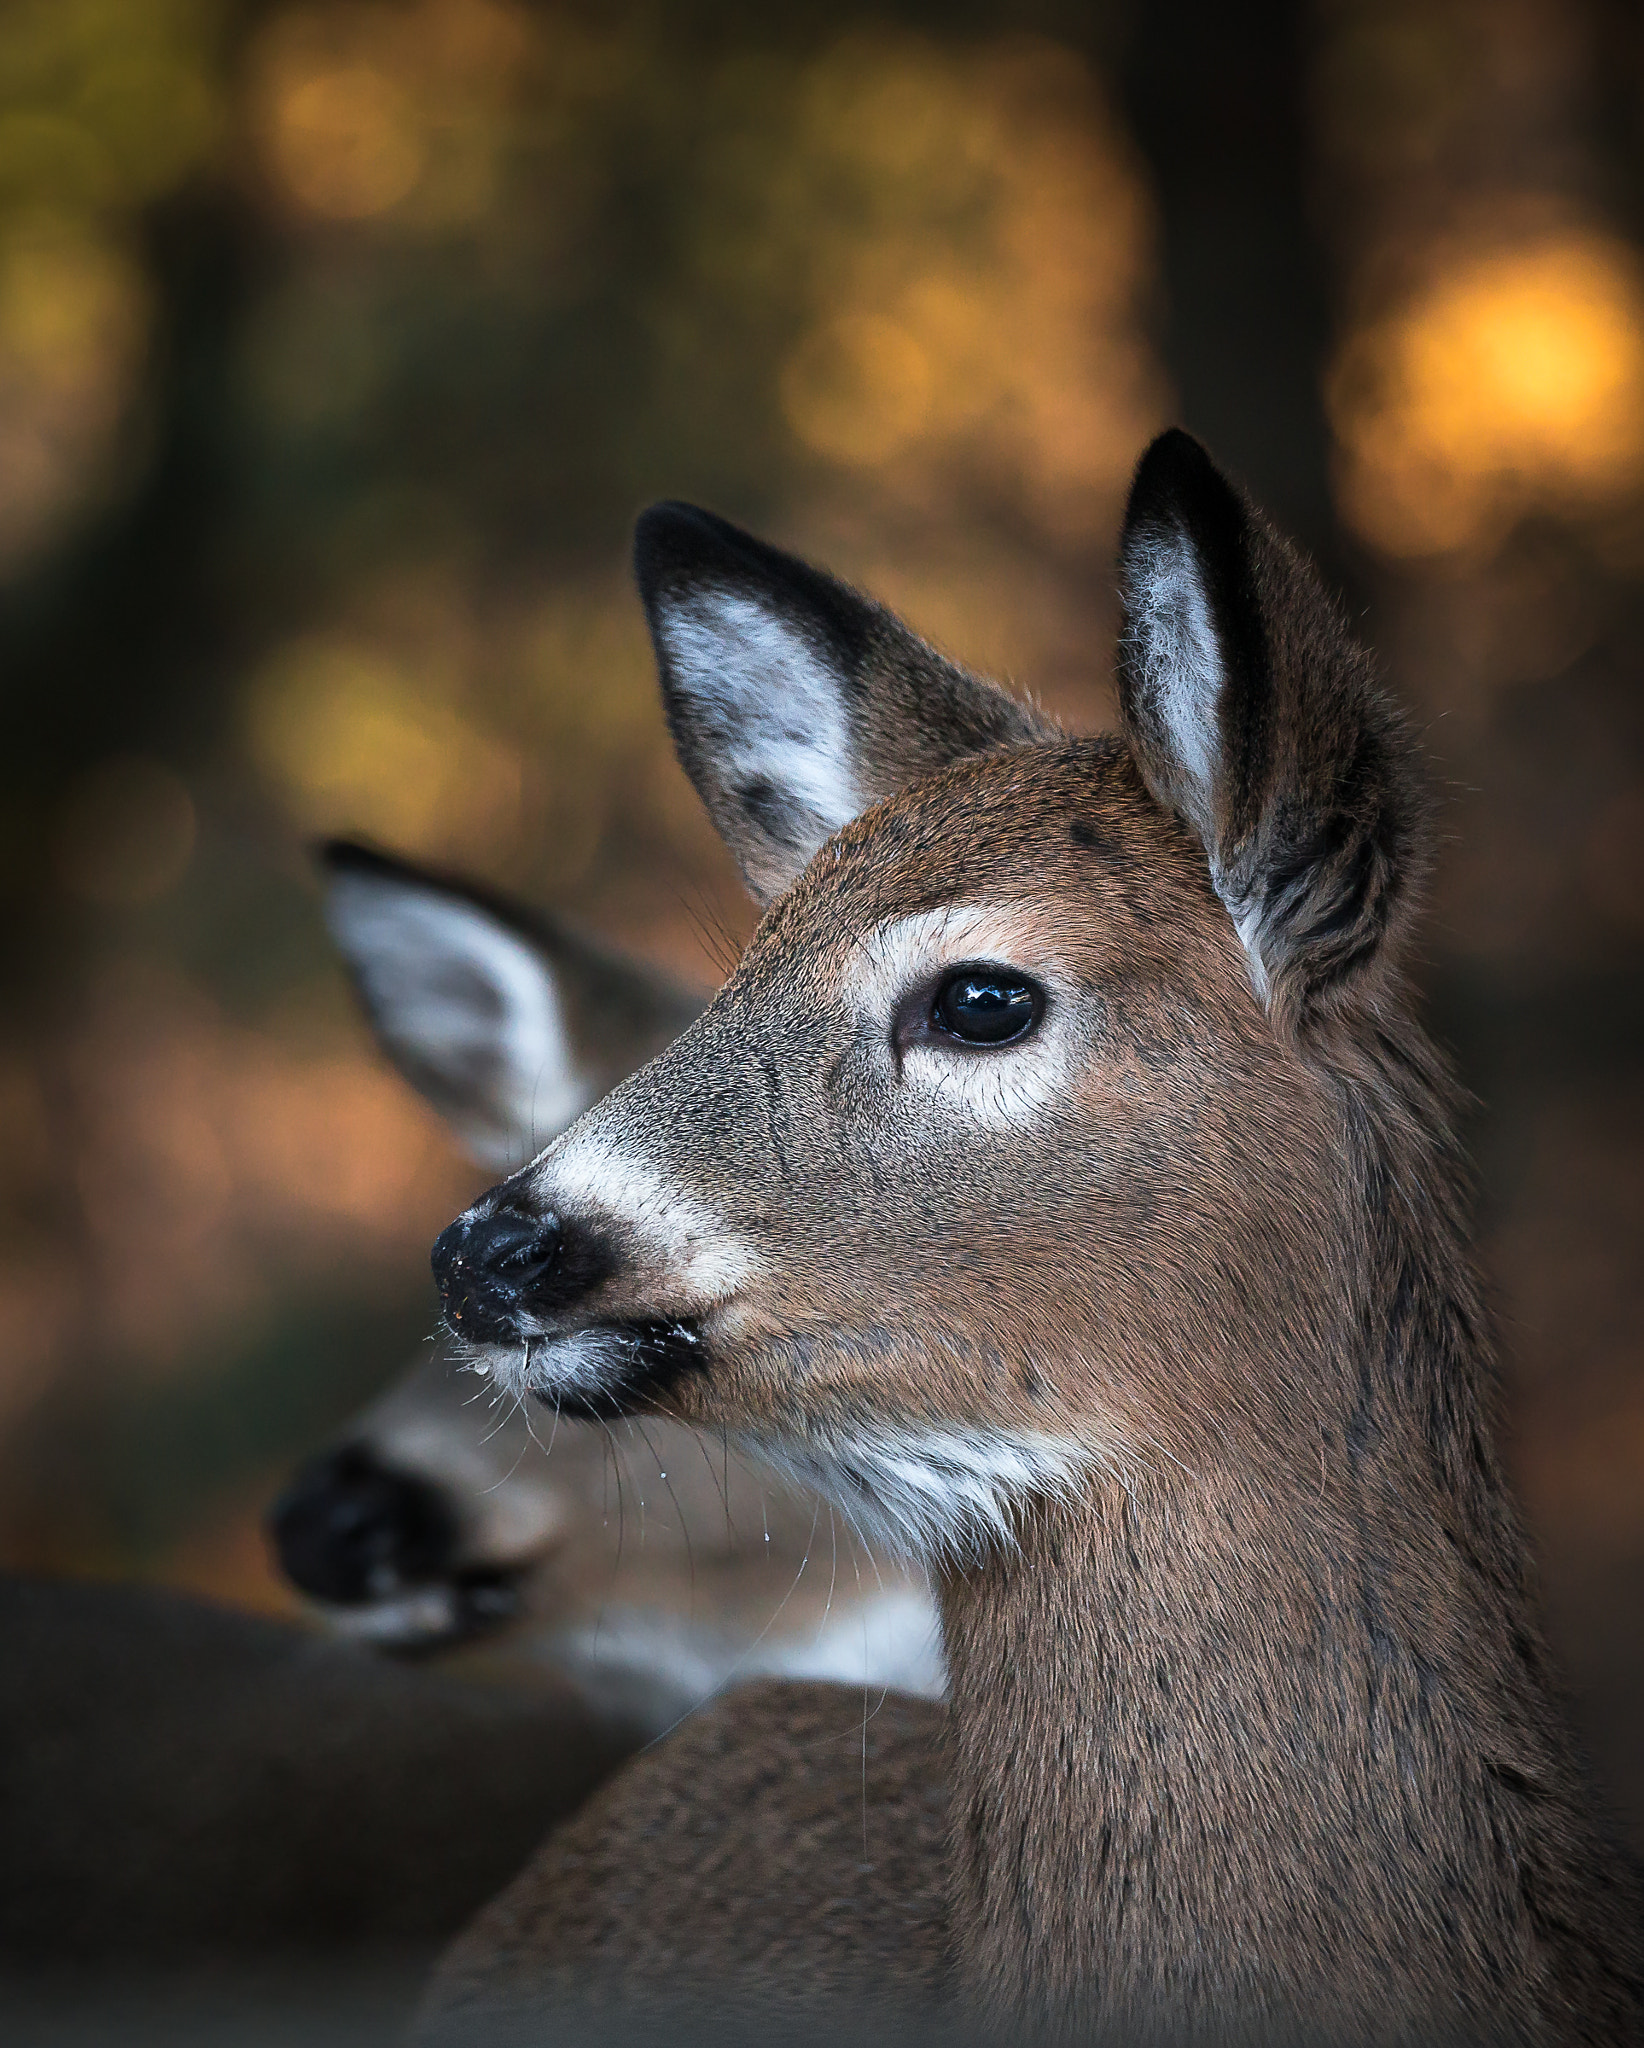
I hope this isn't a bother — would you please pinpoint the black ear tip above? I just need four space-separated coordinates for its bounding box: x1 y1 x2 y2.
316 836 380 878
1129 426 1217 499
1123 429 1240 543
632 500 774 603
634 499 715 545
315 837 411 885
1138 425 1212 475
634 499 722 579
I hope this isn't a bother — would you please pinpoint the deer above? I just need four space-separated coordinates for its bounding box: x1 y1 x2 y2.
416 431 1644 2045
271 842 944 1728
0 855 936 2007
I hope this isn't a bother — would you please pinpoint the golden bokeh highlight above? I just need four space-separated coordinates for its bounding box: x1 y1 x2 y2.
246 634 523 860
252 0 535 230
0 216 150 572
0 0 223 573
1330 231 1644 556
781 313 934 466
267 66 426 221
767 35 1165 540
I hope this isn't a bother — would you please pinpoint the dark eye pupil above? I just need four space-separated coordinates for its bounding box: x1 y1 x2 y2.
933 971 1039 1045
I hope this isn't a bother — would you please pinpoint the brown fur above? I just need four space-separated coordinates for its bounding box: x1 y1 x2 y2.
425 435 1644 2044
418 1681 948 2038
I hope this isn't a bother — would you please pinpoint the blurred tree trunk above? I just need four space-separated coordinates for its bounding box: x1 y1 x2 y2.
1115 0 1344 574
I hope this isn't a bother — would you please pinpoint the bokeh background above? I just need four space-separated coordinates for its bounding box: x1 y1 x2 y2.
0 0 1641 1832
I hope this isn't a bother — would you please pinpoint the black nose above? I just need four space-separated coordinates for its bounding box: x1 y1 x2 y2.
267 1447 459 1606
431 1206 562 1345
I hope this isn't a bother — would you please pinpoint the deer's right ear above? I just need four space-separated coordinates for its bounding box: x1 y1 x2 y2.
1117 431 1426 1029
635 502 1048 904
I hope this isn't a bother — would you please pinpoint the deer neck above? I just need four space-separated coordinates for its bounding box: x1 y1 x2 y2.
933 1081 1624 2044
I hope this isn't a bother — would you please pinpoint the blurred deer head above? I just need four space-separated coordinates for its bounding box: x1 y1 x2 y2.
271 844 942 1721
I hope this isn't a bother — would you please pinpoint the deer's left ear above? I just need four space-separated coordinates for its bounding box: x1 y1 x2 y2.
318 841 702 1171
635 502 1050 905
1117 430 1427 1029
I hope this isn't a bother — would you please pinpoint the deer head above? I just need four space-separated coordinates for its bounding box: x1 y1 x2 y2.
273 843 704 1634
430 432 1427 1563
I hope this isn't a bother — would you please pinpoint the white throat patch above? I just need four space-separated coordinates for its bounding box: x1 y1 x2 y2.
744 1424 1091 1566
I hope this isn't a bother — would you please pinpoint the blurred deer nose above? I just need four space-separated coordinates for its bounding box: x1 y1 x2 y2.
269 1446 458 1606
432 1207 562 1344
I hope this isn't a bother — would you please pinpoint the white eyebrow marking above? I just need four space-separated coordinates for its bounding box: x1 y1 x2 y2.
845 903 1080 1132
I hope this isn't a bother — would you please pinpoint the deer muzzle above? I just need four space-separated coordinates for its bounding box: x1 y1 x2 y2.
431 1206 564 1345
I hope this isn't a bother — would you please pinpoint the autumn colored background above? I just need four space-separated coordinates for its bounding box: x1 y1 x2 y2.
0 0 1640 1834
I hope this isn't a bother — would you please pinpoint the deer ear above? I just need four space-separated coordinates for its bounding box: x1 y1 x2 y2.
634 503 1049 904
318 842 702 1170
1117 430 1426 1027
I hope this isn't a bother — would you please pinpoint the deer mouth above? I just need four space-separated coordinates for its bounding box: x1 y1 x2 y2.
477 1316 709 1420
321 1565 525 1652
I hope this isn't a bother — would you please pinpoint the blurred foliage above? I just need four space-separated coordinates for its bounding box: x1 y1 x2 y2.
0 0 224 574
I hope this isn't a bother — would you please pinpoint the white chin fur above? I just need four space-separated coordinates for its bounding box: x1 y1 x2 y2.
463 1325 700 1409
743 1424 1090 1567
320 1586 461 1645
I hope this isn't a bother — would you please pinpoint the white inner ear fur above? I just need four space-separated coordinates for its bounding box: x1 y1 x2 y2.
1126 524 1224 798
1126 529 1273 1002
847 904 1080 1132
657 589 862 875
326 875 590 1170
1219 890 1271 1002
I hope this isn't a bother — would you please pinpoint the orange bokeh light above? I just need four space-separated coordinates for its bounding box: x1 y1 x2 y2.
1330 230 1644 556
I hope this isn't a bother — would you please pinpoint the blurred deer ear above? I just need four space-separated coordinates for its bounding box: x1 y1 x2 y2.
318 843 702 1171
635 503 1050 904
1117 431 1427 1028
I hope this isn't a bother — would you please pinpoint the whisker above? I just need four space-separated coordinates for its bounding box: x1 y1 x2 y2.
634 1414 696 1621
636 1494 823 1757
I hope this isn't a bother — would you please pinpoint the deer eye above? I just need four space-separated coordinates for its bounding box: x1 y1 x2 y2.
931 967 1042 1047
